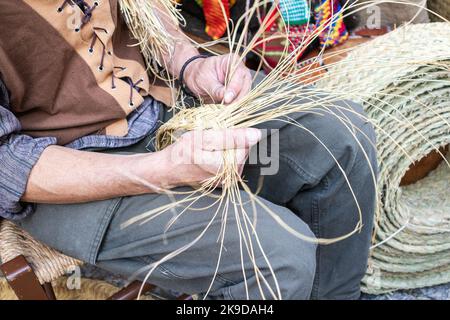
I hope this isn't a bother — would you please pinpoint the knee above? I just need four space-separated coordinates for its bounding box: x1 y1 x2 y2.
326 102 378 218
256 209 317 299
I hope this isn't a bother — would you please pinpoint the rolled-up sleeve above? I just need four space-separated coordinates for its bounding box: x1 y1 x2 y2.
0 105 56 220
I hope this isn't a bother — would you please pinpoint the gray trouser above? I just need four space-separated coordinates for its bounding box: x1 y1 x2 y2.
16 84 377 300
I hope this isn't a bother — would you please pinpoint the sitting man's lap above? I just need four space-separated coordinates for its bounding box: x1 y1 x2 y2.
16 92 377 299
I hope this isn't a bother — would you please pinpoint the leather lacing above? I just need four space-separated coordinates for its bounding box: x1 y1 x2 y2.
57 0 143 108
89 26 108 71
126 78 144 107
58 0 98 28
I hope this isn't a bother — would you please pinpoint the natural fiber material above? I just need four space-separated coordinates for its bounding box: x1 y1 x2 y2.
317 22 450 294
428 0 450 22
0 219 156 299
0 276 155 300
0 220 81 284
118 0 184 74
364 155 450 293
315 0 349 48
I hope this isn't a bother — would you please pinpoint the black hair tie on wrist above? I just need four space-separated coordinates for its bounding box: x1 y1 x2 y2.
178 54 209 98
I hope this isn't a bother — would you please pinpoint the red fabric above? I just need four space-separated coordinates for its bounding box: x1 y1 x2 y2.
254 17 318 69
202 0 230 40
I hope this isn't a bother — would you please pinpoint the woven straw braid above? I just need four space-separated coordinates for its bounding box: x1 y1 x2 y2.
0 219 81 284
428 0 450 22
0 277 112 300
0 276 155 300
317 22 450 294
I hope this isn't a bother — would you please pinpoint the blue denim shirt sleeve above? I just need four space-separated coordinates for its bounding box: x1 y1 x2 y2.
0 85 56 220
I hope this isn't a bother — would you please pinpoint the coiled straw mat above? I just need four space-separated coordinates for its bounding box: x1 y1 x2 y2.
317 22 450 294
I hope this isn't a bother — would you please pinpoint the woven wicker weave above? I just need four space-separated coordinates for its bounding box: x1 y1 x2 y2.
317 22 450 294
428 0 450 22
0 277 118 300
0 219 81 284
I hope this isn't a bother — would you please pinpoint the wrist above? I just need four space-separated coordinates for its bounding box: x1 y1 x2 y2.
179 55 209 96
182 58 202 91
126 151 176 194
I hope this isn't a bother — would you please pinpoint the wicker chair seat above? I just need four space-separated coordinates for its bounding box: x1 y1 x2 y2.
0 219 81 284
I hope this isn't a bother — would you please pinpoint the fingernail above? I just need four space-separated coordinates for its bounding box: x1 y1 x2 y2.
247 129 262 144
224 91 235 104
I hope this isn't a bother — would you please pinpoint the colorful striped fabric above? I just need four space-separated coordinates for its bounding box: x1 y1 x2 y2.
254 14 317 70
314 0 348 48
195 0 236 40
279 0 311 25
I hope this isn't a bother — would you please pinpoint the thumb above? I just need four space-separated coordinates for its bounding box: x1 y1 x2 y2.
223 89 236 104
212 85 235 104
212 85 227 103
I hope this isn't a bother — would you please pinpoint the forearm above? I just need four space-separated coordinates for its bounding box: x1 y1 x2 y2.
21 145 169 204
20 128 261 205
153 5 199 76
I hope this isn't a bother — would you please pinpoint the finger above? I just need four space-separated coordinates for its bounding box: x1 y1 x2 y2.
211 84 226 103
234 148 249 171
223 67 251 104
197 150 225 172
237 162 246 176
234 70 253 103
198 128 262 151
199 148 249 176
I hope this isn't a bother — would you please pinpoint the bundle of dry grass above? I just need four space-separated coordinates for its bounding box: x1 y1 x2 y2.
118 0 184 76
121 0 450 298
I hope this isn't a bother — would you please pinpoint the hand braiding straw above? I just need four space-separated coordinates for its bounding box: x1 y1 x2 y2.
120 0 450 299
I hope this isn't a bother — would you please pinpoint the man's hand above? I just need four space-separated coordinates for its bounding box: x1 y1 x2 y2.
183 54 253 104
151 4 252 104
157 128 262 188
